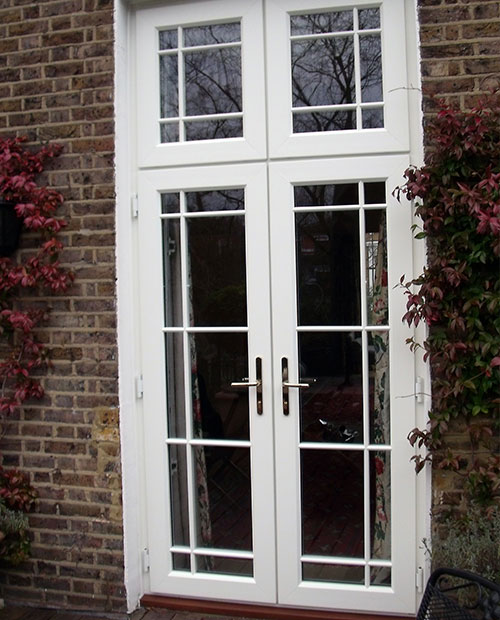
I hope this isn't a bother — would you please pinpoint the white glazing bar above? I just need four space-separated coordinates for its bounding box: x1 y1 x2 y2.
353 9 362 130
185 326 249 334
164 41 241 56
292 103 356 113
296 325 390 333
294 205 360 213
289 31 355 42
193 548 253 559
160 111 243 123
301 555 366 567
178 26 186 142
177 210 245 219
188 438 251 448
298 441 367 451
368 559 392 568
363 444 371 586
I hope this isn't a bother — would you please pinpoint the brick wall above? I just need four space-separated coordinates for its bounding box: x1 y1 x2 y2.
418 0 500 509
419 0 500 113
0 0 124 611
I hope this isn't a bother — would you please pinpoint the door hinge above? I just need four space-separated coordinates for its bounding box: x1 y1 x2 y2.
131 193 139 218
142 548 150 573
415 376 424 403
416 566 424 593
135 375 144 399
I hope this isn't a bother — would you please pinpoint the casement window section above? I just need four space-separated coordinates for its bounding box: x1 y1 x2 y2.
115 0 427 617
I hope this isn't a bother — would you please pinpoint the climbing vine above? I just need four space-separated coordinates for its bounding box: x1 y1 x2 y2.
396 96 500 508
0 136 73 419
0 136 73 564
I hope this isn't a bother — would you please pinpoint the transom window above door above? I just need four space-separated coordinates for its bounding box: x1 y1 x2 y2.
135 0 411 168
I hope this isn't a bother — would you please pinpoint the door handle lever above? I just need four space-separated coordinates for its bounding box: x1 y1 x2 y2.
281 357 308 416
230 357 263 415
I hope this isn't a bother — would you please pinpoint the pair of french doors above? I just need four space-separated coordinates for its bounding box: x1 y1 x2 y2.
134 0 418 615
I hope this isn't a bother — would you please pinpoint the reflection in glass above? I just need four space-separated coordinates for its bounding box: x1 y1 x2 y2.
301 449 364 557
370 452 391 561
172 553 190 571
299 332 363 444
294 183 358 207
362 108 384 129
169 444 189 546
365 209 387 325
292 38 355 108
196 556 252 576
187 215 247 326
290 10 353 35
184 23 241 47
160 55 178 118
162 218 182 326
293 110 355 133
369 332 390 446
359 8 381 30
360 35 383 103
185 118 243 141
190 332 249 441
159 29 178 50
185 48 242 116
160 122 179 143
195 447 252 551
186 189 244 212
302 563 364 584
295 211 361 326
161 192 180 214
165 333 186 437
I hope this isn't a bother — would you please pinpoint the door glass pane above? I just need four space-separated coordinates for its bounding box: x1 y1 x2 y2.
299 332 363 444
186 189 244 212
196 556 252 577
294 183 358 207
165 333 186 438
369 332 390 445
365 209 387 326
195 446 252 551
359 8 380 30
190 333 249 441
185 118 243 141
169 444 189 546
302 563 364 584
172 553 190 571
295 211 361 326
371 566 391 586
293 110 355 133
301 449 364 558
187 215 247 327
370 451 391 561
162 218 182 327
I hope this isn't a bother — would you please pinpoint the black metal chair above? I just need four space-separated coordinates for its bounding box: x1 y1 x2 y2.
417 568 500 620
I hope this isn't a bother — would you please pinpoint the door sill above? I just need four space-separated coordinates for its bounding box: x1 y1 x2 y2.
140 595 415 620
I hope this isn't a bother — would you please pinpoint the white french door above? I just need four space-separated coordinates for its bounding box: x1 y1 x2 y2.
133 0 419 614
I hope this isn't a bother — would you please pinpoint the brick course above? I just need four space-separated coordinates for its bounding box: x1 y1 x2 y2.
0 0 122 612
419 0 500 112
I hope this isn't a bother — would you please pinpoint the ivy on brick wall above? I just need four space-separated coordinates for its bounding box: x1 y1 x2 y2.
396 95 500 509
0 136 73 418
0 136 73 565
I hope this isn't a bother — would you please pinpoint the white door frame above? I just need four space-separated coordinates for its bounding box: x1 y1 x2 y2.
114 0 430 613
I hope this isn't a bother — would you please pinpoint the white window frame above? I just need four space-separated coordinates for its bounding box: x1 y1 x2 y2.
135 0 267 168
266 0 411 158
